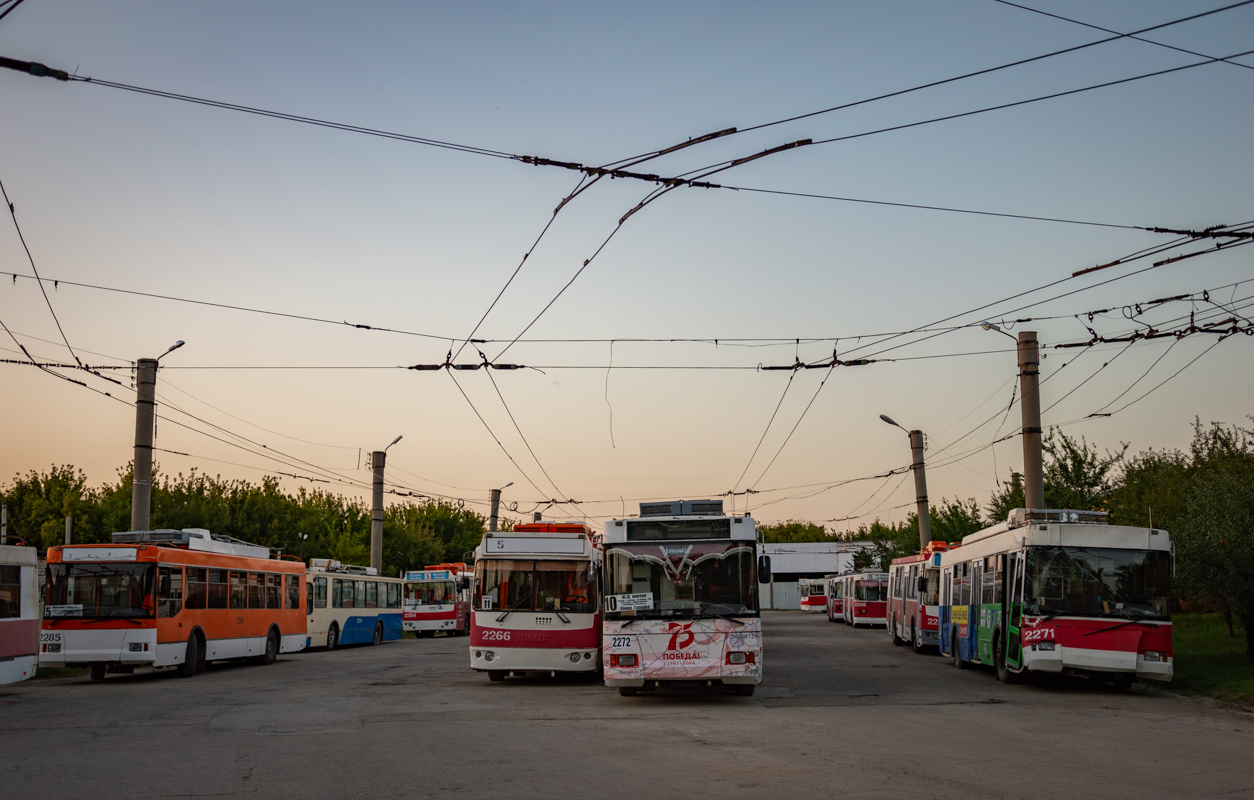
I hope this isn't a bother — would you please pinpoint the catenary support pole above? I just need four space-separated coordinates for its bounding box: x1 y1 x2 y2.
1 502 6 544
488 489 501 533
1018 331 1045 510
64 515 72 545
131 357 158 532
908 430 932 549
370 451 386 571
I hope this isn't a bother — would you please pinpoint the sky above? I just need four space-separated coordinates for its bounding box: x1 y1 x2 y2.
1 0 1251 529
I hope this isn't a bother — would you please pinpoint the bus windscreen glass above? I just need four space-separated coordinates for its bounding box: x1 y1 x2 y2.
44 563 156 619
405 581 456 605
605 543 756 618
1024 546 1171 620
625 518 731 541
855 580 887 601
477 560 595 614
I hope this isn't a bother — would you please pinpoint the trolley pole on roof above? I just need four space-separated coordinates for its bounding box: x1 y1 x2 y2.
1017 331 1046 510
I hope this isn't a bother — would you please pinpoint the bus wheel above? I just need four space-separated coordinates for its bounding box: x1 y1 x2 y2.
1108 674 1134 692
911 622 925 655
891 617 905 646
260 630 279 665
952 631 969 670
371 622 384 646
178 635 199 678
994 635 1018 684
89 664 106 681
488 670 506 682
618 686 639 697
733 684 755 697
326 623 339 651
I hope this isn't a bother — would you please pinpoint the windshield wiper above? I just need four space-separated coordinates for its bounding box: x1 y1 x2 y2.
697 613 745 626
552 609 570 623
495 594 534 623
620 614 652 628
1084 619 1156 636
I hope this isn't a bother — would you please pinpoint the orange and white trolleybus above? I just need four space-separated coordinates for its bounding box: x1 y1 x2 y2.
404 562 473 636
603 500 761 697
40 529 306 680
471 522 601 680
1 541 39 685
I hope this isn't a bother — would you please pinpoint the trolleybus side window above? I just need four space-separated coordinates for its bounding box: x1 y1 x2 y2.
957 563 970 606
158 566 183 617
354 580 365 609
315 576 327 609
209 569 229 609
265 573 280 609
923 568 940 605
245 572 262 609
993 555 1005 604
366 581 378 609
229 571 246 609
335 578 351 608
306 579 313 615
981 558 994 605
1 565 21 617
286 574 299 610
186 567 207 610
387 582 399 608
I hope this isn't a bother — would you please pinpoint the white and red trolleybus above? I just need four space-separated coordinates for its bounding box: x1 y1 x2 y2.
887 541 948 652
798 577 828 613
1 541 39 685
841 570 888 626
40 529 306 680
403 562 473 636
603 500 761 697
826 573 848 622
470 522 601 680
939 509 1173 689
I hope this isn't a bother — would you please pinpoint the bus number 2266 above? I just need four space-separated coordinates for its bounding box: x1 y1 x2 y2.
480 630 511 642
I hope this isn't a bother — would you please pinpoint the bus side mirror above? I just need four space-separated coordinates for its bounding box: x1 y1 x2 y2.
757 555 771 584
460 577 470 591
917 575 928 593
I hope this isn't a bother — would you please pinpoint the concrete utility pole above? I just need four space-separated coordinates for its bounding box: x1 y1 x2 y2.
879 415 931 550
370 450 386 572
1017 331 1046 510
2 502 7 544
488 482 513 533
907 429 932 549
370 435 403 572
130 358 158 532
64 516 72 546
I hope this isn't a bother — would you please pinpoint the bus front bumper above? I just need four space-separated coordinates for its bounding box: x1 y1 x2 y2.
470 645 600 673
38 628 157 667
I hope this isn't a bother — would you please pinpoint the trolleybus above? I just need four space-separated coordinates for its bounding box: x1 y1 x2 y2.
798 577 828 613
840 570 888 627
887 541 947 652
1 541 39 685
41 529 306 680
471 521 601 680
403 562 473 636
305 559 404 649
826 573 847 622
938 508 1173 689
603 500 761 697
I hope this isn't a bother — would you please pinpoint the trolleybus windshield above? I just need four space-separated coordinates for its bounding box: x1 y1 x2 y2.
477 560 595 614
854 579 887 601
44 563 156 619
406 581 456 605
1024 546 1171 620
605 542 756 619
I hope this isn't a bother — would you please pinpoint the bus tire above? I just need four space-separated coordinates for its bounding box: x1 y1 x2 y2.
952 631 968 670
994 634 1018 684
733 684 755 697
371 621 384 646
1108 674 1134 692
260 629 279 665
891 616 904 646
488 670 506 682
911 621 925 655
178 635 199 678
618 686 639 697
89 663 106 681
326 623 339 651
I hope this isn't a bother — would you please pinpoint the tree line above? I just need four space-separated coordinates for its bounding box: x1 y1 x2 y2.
0 466 493 579
758 419 1254 661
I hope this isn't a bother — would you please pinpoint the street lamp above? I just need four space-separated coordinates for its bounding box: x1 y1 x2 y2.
385 434 403 452
980 321 1017 341
298 532 309 562
880 413 932 548
157 340 185 361
980 322 1045 510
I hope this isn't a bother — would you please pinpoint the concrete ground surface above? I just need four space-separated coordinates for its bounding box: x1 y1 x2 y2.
2 612 1250 799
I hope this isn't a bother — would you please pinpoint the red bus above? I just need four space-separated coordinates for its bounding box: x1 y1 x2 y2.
840 571 888 627
887 542 947 653
826 574 847 622
798 577 827 613
40 529 306 680
404 562 474 636
1 542 38 685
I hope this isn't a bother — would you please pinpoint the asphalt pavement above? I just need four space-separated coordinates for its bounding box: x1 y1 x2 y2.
2 612 1250 799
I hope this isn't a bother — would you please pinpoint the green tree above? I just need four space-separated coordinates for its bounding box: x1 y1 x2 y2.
987 429 1126 521
758 520 833 543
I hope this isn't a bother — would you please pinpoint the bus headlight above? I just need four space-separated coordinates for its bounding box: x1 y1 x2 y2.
43 643 61 653
725 651 756 665
1142 650 1162 661
610 654 637 668
569 653 581 664
1032 642 1056 651
474 650 482 659
128 643 144 652
484 651 496 662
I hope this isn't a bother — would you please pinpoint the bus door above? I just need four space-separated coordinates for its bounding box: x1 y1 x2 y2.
1003 553 1025 670
939 567 952 656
